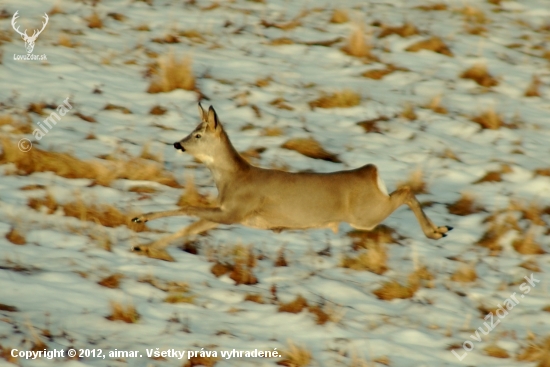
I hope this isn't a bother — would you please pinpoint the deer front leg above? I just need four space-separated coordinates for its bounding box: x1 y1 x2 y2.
390 186 452 239
133 219 219 261
132 206 243 224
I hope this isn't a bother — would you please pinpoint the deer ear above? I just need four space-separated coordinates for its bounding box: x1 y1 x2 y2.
197 102 207 122
207 106 220 131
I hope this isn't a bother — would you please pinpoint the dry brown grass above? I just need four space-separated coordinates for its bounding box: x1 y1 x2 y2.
516 335 550 365
416 3 447 11
0 115 32 134
98 273 123 289
330 9 349 24
275 247 288 267
309 89 360 109
477 206 522 255
255 76 273 87
450 263 477 283
307 305 330 325
185 355 219 367
177 175 215 208
210 244 258 285
278 295 308 314
262 126 284 137
512 226 546 255
484 345 510 358
281 137 341 163
356 116 389 133
147 52 195 94
425 95 448 114
244 293 264 304
347 225 398 248
269 38 295 46
6 227 26 245
149 105 167 115
373 280 418 300
520 259 541 273
397 169 427 195
106 301 139 323
0 138 180 187
341 242 388 274
471 108 506 130
400 102 418 121
460 64 498 87
460 5 488 24
57 33 77 48
103 103 132 114
447 192 484 216
406 37 453 57
525 75 542 97
342 25 375 60
28 193 148 232
277 341 311 367
378 22 419 38
86 12 103 29
270 98 294 111
164 292 195 304
0 344 18 363
362 64 406 80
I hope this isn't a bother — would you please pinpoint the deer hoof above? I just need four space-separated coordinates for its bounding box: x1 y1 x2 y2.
446 226 454 231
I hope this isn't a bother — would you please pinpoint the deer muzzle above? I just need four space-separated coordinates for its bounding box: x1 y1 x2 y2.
173 142 185 151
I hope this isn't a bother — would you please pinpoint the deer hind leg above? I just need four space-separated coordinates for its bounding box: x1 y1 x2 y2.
389 186 452 239
133 219 218 261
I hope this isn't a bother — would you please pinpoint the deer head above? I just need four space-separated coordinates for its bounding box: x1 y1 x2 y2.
11 11 49 54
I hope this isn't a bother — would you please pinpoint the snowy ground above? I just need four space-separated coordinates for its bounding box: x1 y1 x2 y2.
1 0 550 366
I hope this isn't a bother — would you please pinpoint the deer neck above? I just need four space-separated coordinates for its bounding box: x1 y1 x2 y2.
205 132 250 191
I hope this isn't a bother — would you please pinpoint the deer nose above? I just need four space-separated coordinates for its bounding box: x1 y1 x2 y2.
173 142 184 151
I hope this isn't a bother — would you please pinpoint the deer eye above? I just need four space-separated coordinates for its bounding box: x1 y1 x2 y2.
195 133 202 139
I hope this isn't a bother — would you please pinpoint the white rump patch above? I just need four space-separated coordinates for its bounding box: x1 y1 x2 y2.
377 173 389 196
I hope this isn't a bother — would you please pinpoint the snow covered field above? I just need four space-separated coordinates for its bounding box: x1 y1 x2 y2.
1 0 549 366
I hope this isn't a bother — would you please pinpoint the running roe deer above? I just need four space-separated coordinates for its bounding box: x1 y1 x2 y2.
132 104 451 261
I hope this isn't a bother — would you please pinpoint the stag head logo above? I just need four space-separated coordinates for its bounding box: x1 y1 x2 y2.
11 11 49 54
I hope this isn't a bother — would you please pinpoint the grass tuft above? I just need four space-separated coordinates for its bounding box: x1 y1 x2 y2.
6 227 26 245
277 341 311 367
378 22 419 38
106 301 139 323
309 90 360 109
447 192 484 216
342 25 375 59
147 52 195 93
398 169 427 195
516 335 550 365
86 12 103 29
0 138 180 187
278 295 308 314
282 137 341 163
28 193 148 232
98 273 123 289
450 263 477 283
406 37 453 56
471 107 506 130
373 280 418 300
484 345 509 358
460 64 498 87
330 9 349 24
425 95 448 114
525 75 542 97
341 242 387 274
